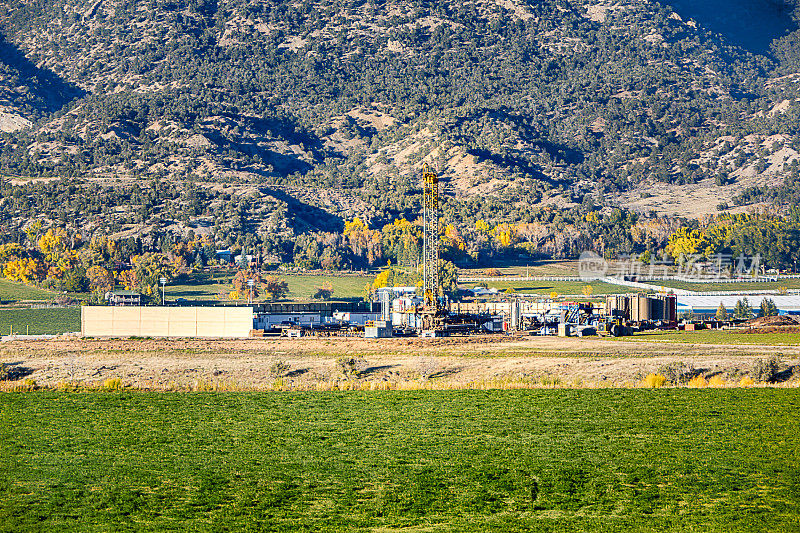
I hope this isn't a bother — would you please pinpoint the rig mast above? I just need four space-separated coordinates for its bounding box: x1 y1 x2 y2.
422 163 440 308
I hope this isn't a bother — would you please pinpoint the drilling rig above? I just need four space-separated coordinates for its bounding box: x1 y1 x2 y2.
422 162 440 308
419 163 495 336
420 163 445 334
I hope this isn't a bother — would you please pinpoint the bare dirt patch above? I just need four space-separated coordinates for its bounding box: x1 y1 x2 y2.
747 315 799 328
1 335 798 390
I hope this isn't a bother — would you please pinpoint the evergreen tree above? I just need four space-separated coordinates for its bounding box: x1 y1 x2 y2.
734 297 752 319
760 298 778 317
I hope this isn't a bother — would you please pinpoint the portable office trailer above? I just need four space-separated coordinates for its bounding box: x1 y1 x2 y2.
253 313 325 331
331 312 382 326
365 320 393 338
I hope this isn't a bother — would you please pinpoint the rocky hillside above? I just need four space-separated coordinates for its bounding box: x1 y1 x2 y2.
2 0 800 228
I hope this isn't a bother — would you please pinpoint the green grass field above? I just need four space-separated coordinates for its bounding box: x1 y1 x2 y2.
280 274 372 299
650 279 800 292
619 329 800 346
464 280 633 295
459 261 581 277
0 279 57 302
0 307 81 335
1 390 798 531
167 271 373 301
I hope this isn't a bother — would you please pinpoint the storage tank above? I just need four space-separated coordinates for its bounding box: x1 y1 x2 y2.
605 295 629 319
630 295 642 321
637 294 651 321
649 297 664 321
664 294 677 325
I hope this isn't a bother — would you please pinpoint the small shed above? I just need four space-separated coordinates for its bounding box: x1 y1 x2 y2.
215 250 233 264
107 290 141 306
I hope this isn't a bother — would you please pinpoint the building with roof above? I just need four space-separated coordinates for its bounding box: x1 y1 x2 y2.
107 290 141 306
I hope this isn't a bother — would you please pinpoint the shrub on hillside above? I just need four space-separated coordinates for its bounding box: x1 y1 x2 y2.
739 376 755 387
639 373 666 388
312 282 333 300
336 356 366 378
750 356 784 383
658 361 696 385
708 376 726 388
103 378 123 391
687 375 708 388
269 359 291 378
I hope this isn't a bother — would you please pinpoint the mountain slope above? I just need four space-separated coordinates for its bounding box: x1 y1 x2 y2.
1 0 800 226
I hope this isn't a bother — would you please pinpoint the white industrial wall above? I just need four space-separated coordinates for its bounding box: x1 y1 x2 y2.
81 306 254 338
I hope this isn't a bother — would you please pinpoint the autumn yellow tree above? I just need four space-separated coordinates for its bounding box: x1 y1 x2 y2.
4 258 46 284
444 224 465 251
131 253 172 296
117 269 138 290
665 228 709 262
87 265 115 292
380 218 422 268
343 217 367 236
491 223 517 248
371 269 392 289
38 228 68 260
232 270 262 296
475 219 491 235
171 255 188 275
262 276 289 301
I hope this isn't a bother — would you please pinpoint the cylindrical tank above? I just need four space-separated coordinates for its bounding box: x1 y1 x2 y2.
606 295 629 318
650 297 663 321
638 295 650 321
665 295 677 324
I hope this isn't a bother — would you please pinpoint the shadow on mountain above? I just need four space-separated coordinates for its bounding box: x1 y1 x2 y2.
0 32 86 113
261 187 344 232
467 148 561 186
203 131 313 175
206 114 335 176
661 0 796 55
240 114 333 163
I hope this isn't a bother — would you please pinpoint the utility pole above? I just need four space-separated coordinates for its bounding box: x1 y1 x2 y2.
160 276 167 306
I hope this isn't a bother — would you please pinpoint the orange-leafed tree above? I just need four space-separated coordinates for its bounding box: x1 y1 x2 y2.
117 269 138 291
262 276 289 301
87 265 115 292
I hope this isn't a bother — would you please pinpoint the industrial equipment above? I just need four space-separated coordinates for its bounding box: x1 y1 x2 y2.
419 162 451 336
422 162 440 308
605 294 677 328
597 315 633 337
